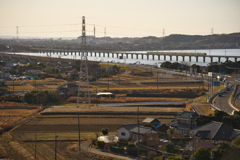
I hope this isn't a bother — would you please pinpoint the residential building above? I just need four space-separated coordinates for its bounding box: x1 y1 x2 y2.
191 121 240 144
129 126 159 148
142 118 169 133
168 111 199 135
57 83 79 97
116 124 140 139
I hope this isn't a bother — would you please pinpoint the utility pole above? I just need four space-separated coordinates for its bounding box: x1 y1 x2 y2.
78 113 80 152
137 106 139 160
107 75 110 91
157 72 159 92
13 80 14 93
55 134 58 160
35 122 37 159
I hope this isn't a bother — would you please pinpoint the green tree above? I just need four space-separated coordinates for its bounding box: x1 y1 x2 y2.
211 143 229 160
102 128 108 136
165 143 181 154
166 156 183 160
167 128 175 140
193 147 211 160
232 137 240 146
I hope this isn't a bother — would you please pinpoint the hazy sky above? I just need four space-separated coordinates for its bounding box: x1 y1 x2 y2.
0 0 240 38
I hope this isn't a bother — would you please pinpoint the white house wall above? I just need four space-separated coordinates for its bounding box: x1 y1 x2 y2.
117 127 131 139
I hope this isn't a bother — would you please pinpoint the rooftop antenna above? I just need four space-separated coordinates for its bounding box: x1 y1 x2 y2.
76 16 91 108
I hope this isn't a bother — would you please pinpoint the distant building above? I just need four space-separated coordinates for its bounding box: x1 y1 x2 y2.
168 111 199 135
57 83 79 97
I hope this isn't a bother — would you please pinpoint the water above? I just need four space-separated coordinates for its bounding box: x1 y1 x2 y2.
6 48 240 66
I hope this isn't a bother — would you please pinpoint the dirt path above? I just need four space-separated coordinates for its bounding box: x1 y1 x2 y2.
81 141 145 160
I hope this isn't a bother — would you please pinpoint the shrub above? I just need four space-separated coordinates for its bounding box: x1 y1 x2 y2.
232 137 240 146
0 123 13 131
97 141 105 149
198 91 205 96
118 138 128 147
109 146 124 153
91 138 98 146
22 114 31 118
0 127 4 134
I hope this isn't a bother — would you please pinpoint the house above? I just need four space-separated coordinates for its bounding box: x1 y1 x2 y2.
167 111 199 135
142 118 169 133
129 126 159 148
57 83 79 97
116 124 140 139
191 121 240 144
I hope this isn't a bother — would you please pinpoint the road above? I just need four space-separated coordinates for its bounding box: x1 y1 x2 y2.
213 78 240 114
235 93 240 108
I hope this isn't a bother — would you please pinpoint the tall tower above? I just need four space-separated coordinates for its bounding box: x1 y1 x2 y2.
163 28 165 37
76 16 91 108
211 27 214 35
104 27 106 41
94 25 96 38
16 26 19 41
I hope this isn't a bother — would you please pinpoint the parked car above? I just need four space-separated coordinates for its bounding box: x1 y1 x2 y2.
218 93 222 97
20 82 26 85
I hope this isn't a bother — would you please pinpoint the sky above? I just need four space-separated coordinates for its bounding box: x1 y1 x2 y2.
0 0 240 38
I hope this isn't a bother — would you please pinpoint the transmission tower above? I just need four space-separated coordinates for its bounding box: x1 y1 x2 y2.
76 16 91 108
104 27 106 41
16 26 19 41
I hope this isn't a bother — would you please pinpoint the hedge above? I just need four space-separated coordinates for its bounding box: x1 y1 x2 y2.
97 141 106 148
172 137 192 143
110 146 124 154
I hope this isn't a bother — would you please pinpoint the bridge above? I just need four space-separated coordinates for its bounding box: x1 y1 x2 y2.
1 50 240 65
36 49 240 63
0 52 82 66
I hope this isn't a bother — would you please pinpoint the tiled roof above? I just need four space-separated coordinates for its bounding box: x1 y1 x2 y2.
116 124 143 131
130 126 156 134
192 121 240 140
59 84 78 88
176 111 199 119
142 118 159 123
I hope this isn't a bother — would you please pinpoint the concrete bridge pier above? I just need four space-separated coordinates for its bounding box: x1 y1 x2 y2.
218 57 221 63
235 57 237 62
170 56 172 61
164 55 166 61
107 53 110 58
103 53 105 58
196 56 198 62
210 57 213 63
182 56 185 62
158 55 160 60
116 53 119 59
203 57 205 63
147 55 149 60
141 54 144 59
131 54 133 59
176 56 178 61
189 56 191 62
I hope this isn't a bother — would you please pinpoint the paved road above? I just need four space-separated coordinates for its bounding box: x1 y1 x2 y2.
235 93 240 108
81 141 143 160
213 78 239 114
